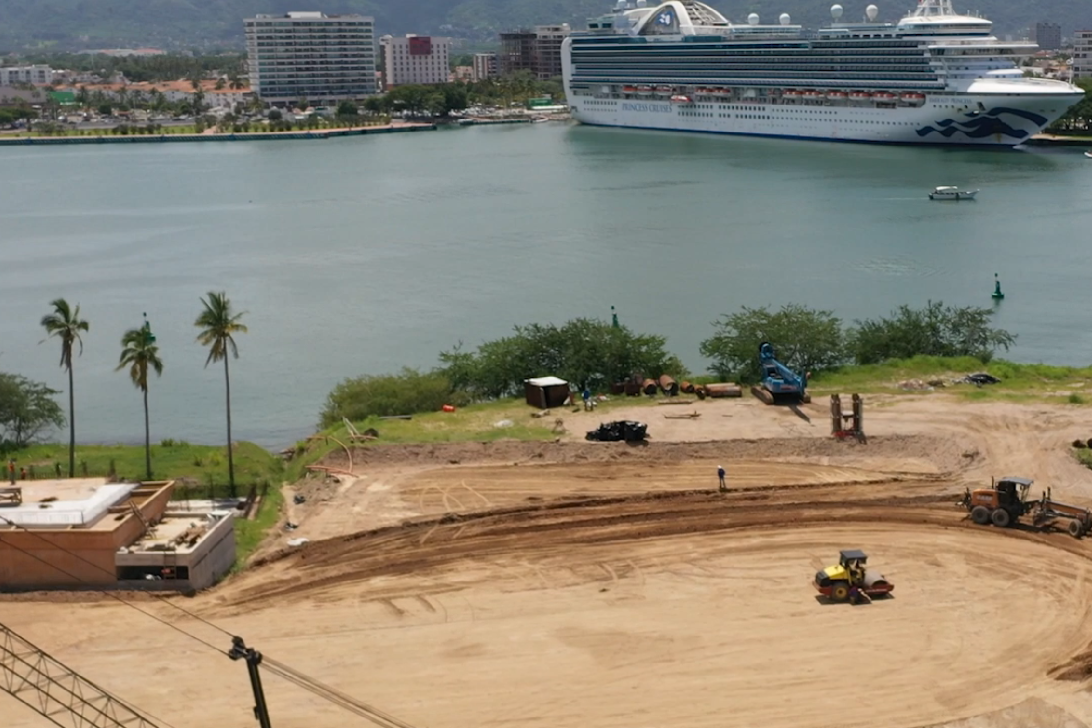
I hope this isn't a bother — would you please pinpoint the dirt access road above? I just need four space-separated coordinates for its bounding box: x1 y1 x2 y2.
6 395 1092 728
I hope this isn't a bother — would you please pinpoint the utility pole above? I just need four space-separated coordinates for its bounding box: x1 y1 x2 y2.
229 636 273 728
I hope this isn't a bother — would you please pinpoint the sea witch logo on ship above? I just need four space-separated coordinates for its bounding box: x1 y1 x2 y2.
622 103 672 113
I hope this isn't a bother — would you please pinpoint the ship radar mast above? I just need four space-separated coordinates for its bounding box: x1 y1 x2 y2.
910 0 958 17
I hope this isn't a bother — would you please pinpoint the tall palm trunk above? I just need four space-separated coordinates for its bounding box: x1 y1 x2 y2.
67 364 75 478
143 385 151 480
223 355 235 496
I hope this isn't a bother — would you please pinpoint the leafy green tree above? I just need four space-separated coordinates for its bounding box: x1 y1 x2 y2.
194 292 247 495
848 301 1015 365
0 373 65 449
40 299 89 477
440 318 684 399
439 84 469 115
268 108 283 121
700 304 845 383
117 320 164 480
336 100 358 117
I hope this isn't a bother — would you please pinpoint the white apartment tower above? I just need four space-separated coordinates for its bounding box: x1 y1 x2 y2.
0 65 54 85
245 11 376 104
380 35 451 87
472 53 498 81
1076 31 1092 80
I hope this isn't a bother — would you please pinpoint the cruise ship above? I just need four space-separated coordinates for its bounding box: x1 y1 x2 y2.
561 0 1084 145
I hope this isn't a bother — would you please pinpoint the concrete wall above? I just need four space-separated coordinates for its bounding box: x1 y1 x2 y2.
0 529 119 588
115 513 237 591
186 515 236 590
0 481 175 590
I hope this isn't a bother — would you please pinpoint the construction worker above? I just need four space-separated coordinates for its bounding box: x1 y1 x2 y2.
717 465 727 493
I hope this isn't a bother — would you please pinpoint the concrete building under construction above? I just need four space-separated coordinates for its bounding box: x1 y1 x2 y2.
0 479 236 592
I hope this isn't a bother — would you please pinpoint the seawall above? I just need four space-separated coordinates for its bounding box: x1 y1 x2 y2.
0 123 437 146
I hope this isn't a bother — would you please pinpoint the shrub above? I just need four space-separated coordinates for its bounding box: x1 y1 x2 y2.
849 301 1015 365
1069 393 1084 405
320 368 464 428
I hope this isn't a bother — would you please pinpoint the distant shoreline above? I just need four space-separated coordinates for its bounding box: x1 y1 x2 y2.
0 121 437 146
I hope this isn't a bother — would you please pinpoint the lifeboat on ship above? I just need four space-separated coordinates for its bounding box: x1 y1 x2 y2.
827 90 848 100
655 85 674 94
804 90 824 100
901 92 926 103
670 94 693 104
849 91 872 100
714 88 732 96
623 85 637 93
636 86 652 95
874 92 897 100
782 90 801 99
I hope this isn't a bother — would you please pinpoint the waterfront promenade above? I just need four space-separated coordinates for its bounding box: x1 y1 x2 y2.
0 121 436 145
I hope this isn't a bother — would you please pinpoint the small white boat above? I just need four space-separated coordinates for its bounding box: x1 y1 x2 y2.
929 186 978 201
1085 151 1092 159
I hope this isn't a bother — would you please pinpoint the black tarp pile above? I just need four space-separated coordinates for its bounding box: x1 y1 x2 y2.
585 420 648 442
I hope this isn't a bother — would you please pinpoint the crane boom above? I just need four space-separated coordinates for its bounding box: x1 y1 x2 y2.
1 621 164 728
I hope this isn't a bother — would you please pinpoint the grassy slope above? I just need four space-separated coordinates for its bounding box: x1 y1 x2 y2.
285 395 657 480
810 356 1092 403
12 441 282 485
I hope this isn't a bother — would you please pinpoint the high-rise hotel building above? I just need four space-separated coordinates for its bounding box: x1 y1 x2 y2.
245 11 376 104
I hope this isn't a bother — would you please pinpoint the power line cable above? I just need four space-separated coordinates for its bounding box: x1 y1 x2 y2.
0 526 228 658
0 510 423 728
261 656 420 728
0 511 233 641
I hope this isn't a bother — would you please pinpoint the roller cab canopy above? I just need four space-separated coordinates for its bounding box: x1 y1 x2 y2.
839 549 868 564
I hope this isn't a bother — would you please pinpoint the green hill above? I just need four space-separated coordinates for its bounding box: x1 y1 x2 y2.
0 0 1087 50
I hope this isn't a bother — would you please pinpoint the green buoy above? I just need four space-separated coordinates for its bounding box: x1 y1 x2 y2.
992 273 1005 300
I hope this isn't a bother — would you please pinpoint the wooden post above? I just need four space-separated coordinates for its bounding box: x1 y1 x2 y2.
830 394 842 436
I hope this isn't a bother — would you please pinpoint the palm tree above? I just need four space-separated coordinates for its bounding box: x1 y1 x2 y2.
40 299 89 478
117 317 164 480
194 292 248 494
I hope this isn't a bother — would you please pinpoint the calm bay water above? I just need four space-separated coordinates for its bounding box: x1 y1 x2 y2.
1 124 1091 448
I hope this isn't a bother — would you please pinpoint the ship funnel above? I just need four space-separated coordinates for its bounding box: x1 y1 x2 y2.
866 4 879 21
831 4 844 19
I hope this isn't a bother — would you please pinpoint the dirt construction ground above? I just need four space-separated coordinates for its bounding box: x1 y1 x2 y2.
9 395 1092 728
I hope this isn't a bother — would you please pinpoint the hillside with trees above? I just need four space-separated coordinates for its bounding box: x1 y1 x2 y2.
0 0 1088 51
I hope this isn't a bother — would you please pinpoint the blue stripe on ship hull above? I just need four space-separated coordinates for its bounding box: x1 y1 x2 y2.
915 107 1047 141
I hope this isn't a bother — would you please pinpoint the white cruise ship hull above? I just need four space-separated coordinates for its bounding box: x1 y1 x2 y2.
567 92 1076 146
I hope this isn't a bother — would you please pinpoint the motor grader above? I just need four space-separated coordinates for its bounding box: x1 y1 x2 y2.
813 550 894 604
958 476 1092 538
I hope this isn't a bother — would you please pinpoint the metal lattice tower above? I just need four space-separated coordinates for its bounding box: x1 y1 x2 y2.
1 622 163 728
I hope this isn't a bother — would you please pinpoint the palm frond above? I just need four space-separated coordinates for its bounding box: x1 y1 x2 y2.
195 291 247 367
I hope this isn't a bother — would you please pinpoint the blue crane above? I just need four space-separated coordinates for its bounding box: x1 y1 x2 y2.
753 342 810 404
